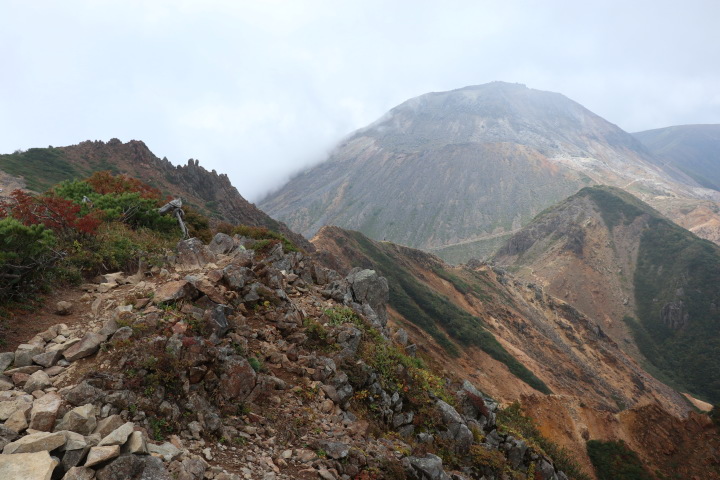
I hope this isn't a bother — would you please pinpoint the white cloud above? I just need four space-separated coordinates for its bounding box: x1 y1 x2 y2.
1 0 719 201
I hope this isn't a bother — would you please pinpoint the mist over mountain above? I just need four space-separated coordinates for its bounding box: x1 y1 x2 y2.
261 82 720 263
634 124 720 191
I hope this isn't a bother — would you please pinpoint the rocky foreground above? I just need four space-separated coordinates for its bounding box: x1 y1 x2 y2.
0 234 572 480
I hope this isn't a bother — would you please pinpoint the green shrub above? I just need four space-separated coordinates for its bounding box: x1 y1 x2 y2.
587 440 653 480
0 218 59 298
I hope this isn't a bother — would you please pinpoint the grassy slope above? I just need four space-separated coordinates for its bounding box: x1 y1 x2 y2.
583 186 720 402
347 230 551 394
0 148 84 192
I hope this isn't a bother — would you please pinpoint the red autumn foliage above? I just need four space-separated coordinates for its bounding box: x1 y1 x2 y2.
0 189 101 236
86 170 164 201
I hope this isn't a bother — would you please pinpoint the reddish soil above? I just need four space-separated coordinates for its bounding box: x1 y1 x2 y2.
1 287 89 351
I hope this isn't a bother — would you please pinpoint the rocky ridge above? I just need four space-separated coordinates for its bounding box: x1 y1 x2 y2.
0 234 574 480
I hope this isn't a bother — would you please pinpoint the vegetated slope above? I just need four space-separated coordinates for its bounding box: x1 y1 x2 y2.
262 82 720 263
312 226 720 477
0 139 312 250
634 124 720 191
312 226 689 413
495 185 720 404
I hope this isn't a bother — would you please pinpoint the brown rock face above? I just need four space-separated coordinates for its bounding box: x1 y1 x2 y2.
219 357 257 402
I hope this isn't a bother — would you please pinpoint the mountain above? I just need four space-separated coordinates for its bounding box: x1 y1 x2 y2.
494 185 720 403
261 82 720 263
0 139 312 251
634 124 720 191
312 226 720 477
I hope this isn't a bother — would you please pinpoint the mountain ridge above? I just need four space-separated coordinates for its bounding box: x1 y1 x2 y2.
261 82 720 263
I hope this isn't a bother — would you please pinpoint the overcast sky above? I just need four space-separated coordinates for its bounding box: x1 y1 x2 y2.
2 0 719 201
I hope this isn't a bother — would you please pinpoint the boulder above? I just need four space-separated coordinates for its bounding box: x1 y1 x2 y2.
2 431 66 454
208 233 235 255
0 376 13 391
110 327 133 344
98 422 134 446
222 265 251 290
5 406 30 433
0 424 19 450
0 450 59 480
84 445 121 467
62 466 95 480
31 351 62 368
403 454 451 480
176 238 216 270
153 280 198 305
61 431 88 451
346 269 389 326
0 395 33 421
57 404 97 435
435 400 474 453
93 415 125 438
63 333 107 362
64 381 102 406
29 392 63 431
0 351 14 372
56 301 74 315
95 453 144 479
123 431 149 455
147 441 182 462
14 344 45 368
23 370 52 393
203 304 231 338
219 357 256 401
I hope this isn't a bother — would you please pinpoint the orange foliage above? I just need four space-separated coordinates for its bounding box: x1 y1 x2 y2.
0 189 101 236
86 171 164 201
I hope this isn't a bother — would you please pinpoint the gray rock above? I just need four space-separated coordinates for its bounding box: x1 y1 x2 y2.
93 415 125 438
153 280 198 305
96 453 144 479
62 466 95 480
0 395 33 421
2 431 66 454
5 405 30 433
60 430 88 451
0 352 14 372
222 265 251 290
536 458 557 480
0 424 19 451
24 370 53 393
346 269 389 326
29 392 63 431
110 327 133 343
403 454 451 480
147 441 182 462
64 381 102 406
57 404 97 435
393 328 409 346
484 429 501 449
98 318 120 337
14 344 45 367
84 445 121 467
0 376 13 391
138 455 171 479
32 350 63 368
98 422 134 446
507 437 528 469
56 301 74 315
316 441 349 459
0 450 59 480
219 356 256 401
435 400 473 453
123 431 149 455
61 446 90 472
176 238 216 270
63 333 107 362
203 304 231 339
208 233 235 255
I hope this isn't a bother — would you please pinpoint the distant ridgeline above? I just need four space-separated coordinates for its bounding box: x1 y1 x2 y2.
0 139 311 251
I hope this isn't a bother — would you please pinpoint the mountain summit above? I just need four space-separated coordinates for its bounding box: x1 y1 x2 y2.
261 82 719 262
